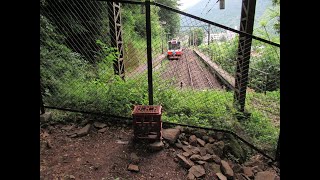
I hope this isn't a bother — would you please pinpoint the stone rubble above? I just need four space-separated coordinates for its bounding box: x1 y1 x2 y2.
162 126 279 180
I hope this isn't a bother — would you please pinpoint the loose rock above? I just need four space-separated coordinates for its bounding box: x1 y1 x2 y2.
216 172 227 180
213 141 225 157
183 152 190 157
196 161 206 165
189 135 197 146
176 154 194 169
190 154 203 161
98 127 108 133
199 148 207 156
243 167 253 178
61 125 74 131
212 163 221 173
202 154 213 162
162 128 181 144
254 171 276 180
182 146 193 155
212 155 222 164
202 136 209 143
93 122 107 129
188 165 206 178
204 143 214 155
149 141 164 151
130 153 140 164
221 160 234 179
197 138 206 147
208 137 216 143
187 172 196 180
175 142 183 149
128 164 139 172
77 124 91 137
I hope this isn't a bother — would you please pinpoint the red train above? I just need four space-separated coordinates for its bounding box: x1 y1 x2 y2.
167 38 183 60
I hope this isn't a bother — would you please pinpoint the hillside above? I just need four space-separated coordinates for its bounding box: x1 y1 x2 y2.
182 0 273 30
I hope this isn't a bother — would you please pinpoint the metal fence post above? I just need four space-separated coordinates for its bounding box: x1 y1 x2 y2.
275 132 280 165
40 83 45 114
146 0 153 105
234 0 257 113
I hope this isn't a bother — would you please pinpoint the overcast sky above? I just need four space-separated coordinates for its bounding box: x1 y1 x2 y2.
179 0 202 10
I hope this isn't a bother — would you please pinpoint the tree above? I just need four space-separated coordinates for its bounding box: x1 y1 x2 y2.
272 0 280 34
40 0 108 63
194 28 204 46
188 28 204 46
155 0 181 37
257 0 279 36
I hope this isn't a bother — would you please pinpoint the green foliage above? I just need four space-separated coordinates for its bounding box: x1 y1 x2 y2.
40 15 92 98
121 4 164 70
255 0 280 36
155 0 180 36
41 0 108 62
198 36 238 75
243 90 280 152
272 0 280 34
189 28 205 46
240 110 279 151
250 41 280 91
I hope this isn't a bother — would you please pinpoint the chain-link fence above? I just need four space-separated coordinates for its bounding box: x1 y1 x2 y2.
40 0 279 162
41 0 151 117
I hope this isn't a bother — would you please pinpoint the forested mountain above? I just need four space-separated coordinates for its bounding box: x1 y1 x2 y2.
183 0 273 30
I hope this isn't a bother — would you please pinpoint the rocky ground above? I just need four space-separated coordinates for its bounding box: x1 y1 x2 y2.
40 118 280 180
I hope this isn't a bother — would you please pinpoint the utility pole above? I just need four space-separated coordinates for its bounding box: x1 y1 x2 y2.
207 24 210 46
193 30 195 46
107 1 125 80
220 0 225 9
160 21 166 54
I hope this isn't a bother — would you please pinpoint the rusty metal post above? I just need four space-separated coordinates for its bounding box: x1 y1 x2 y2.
146 0 153 105
234 0 257 112
107 1 125 80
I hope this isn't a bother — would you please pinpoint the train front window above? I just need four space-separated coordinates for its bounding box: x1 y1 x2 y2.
168 42 180 50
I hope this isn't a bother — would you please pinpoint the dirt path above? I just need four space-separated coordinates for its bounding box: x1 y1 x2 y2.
40 124 186 180
40 121 280 180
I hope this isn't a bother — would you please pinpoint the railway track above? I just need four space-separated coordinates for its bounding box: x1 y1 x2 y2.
184 49 216 89
184 53 194 89
193 56 214 89
160 48 222 90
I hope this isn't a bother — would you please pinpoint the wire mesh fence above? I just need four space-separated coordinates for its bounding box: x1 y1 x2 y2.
40 0 151 117
40 0 279 160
